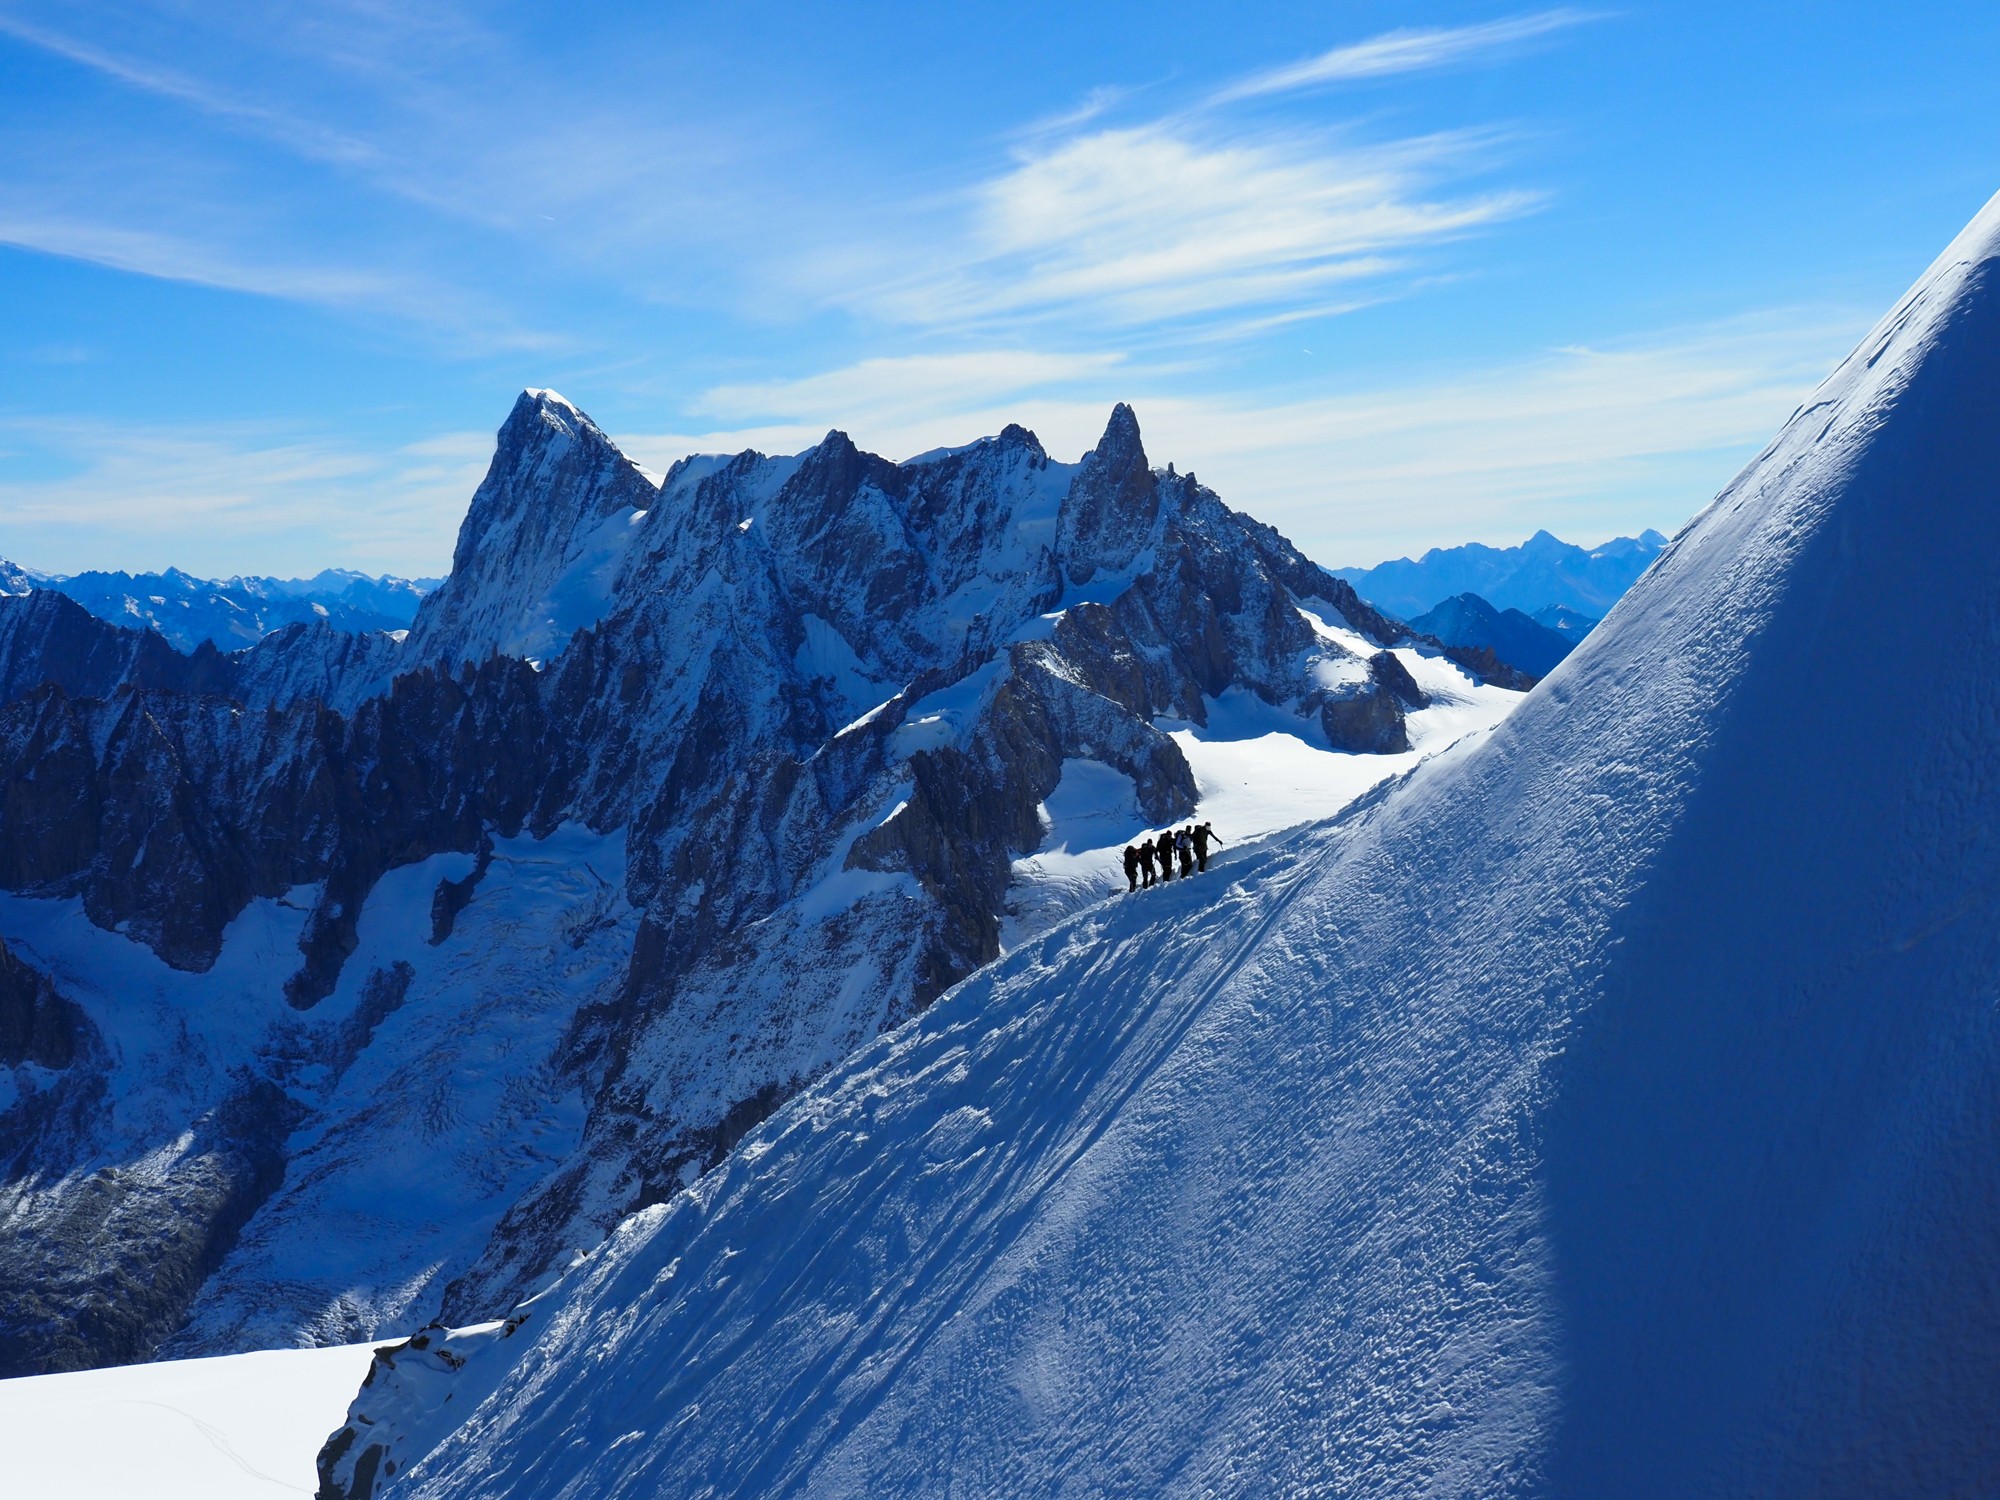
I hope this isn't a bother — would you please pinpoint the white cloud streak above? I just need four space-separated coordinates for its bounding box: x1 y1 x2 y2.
694 350 1129 425
0 418 491 576
627 311 1862 563
0 311 1860 581
846 124 1537 334
0 4 767 332
0 10 380 166
1209 9 1602 105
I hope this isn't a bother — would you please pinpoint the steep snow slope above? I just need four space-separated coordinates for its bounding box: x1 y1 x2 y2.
1003 647 1516 941
345 194 2000 1498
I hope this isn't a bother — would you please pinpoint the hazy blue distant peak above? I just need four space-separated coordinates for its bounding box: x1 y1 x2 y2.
0 557 435 653
1408 592 1576 679
1530 603 1598 643
1333 529 1668 621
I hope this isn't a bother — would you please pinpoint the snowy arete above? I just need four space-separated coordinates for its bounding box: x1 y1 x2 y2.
315 194 2000 1497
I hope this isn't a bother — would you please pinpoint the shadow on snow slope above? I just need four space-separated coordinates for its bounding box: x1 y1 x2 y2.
358 191 2000 1499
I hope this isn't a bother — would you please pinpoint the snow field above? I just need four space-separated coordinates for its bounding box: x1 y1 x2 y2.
0 1341 387 1499
1 823 636 1356
1005 652 1520 945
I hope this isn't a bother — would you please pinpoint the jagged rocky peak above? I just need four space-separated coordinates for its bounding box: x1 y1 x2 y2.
406 388 658 668
1056 401 1161 585
0 373 1517 1382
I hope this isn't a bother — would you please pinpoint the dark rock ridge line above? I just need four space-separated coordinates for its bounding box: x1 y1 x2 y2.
0 392 1528 1371
0 588 404 714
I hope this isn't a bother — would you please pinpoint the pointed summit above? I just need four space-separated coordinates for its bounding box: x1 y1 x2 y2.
405 389 656 667
1055 403 1161 586
996 422 1046 458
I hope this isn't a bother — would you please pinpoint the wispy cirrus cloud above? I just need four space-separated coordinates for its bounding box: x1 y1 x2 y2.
694 350 1129 425
0 2 771 335
626 309 1863 561
839 124 1538 336
1209 9 1604 105
0 10 379 166
807 10 1606 340
0 417 492 576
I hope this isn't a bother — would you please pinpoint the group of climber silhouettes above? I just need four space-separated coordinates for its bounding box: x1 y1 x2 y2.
1122 822 1220 891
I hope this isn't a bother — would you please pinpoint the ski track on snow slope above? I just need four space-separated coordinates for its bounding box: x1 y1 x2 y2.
369 192 2000 1498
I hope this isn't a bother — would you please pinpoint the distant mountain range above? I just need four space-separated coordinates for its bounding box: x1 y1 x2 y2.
0 561 438 652
1334 528 1669 622
1409 593 1576 678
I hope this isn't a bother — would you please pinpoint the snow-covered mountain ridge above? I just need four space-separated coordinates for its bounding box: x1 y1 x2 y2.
322 193 2000 1499
0 395 1528 1375
0 558 435 653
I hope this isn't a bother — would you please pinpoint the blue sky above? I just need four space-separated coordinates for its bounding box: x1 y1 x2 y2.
0 2 1995 579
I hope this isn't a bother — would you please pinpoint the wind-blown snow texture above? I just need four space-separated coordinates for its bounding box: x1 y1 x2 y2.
351 195 2000 1498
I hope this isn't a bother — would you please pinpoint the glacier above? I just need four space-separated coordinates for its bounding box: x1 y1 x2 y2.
328 193 2000 1497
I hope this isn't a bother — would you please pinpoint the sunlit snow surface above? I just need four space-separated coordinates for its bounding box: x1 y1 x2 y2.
366 196 2000 1499
1006 642 1518 943
0 1341 384 1499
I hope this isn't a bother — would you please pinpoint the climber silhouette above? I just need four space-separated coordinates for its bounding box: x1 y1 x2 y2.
1192 822 1220 872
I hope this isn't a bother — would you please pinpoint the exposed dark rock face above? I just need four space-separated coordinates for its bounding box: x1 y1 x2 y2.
0 591 403 715
0 393 1531 1371
1370 650 1425 708
429 840 493 945
1057 401 1159 585
0 937 83 1070
404 390 658 669
0 1080 299 1377
0 590 208 703
1319 680 1412 754
1440 644 1539 693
